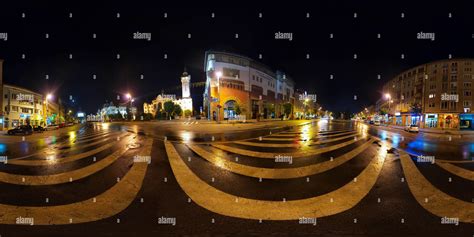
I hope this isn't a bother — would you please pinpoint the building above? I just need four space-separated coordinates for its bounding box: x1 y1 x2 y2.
0 84 61 129
98 102 128 121
203 51 295 121
378 58 474 130
143 69 194 117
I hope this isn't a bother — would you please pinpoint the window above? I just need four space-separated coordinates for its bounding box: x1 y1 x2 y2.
11 106 18 112
429 102 435 108
441 101 449 110
465 90 472 96
464 82 472 88
463 101 471 107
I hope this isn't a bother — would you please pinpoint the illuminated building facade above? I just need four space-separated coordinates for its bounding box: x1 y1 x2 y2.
203 51 295 121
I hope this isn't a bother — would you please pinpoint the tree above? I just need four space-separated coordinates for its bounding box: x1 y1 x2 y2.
173 104 182 117
163 101 175 120
283 103 292 117
379 109 387 116
234 103 242 115
184 109 192 117
410 103 422 114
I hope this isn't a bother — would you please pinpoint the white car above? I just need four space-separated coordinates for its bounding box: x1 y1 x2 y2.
44 124 59 130
404 124 419 133
373 120 381 126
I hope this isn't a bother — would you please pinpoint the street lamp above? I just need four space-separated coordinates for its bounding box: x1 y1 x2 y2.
44 93 53 125
385 93 392 124
125 93 134 120
215 71 222 123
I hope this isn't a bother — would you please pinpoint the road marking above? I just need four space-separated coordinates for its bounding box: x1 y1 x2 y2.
10 132 124 160
166 140 385 220
261 131 357 141
213 137 364 158
0 139 132 185
399 150 474 223
436 162 474 181
235 133 358 148
188 138 373 179
7 134 130 166
0 138 152 225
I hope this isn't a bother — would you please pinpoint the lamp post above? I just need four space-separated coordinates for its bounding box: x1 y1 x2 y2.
215 71 222 123
45 93 52 125
125 93 133 120
385 93 392 124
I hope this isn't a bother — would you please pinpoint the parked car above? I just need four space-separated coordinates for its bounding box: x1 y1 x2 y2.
33 125 45 132
45 124 59 130
404 124 419 133
374 120 381 126
58 123 66 128
369 120 374 125
7 125 33 135
67 122 74 126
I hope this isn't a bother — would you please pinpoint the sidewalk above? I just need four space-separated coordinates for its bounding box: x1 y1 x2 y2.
387 124 474 135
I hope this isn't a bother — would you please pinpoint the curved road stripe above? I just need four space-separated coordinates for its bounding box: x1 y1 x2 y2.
240 133 358 148
166 141 385 220
434 159 474 164
11 132 125 160
213 137 363 159
399 151 474 223
6 135 130 166
188 138 373 179
436 162 474 181
0 142 132 185
261 131 357 142
0 138 152 225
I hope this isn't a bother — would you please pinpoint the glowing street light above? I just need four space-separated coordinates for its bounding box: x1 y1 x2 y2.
385 93 391 100
46 93 53 100
126 93 132 99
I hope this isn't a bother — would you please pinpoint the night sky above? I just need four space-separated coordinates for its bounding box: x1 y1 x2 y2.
1 1 474 114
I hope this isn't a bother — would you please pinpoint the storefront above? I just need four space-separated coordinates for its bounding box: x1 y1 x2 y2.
439 113 459 129
460 114 474 130
424 114 438 128
395 112 402 125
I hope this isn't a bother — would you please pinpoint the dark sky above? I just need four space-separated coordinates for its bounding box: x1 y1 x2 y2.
0 1 474 114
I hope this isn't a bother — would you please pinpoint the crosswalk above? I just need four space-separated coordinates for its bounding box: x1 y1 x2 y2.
0 126 153 225
167 123 474 224
166 124 388 220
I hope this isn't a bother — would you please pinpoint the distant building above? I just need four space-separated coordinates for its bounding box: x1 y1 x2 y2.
98 102 128 121
203 51 295 121
378 58 474 130
143 69 194 117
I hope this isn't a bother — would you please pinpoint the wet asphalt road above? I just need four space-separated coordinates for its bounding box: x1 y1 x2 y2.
0 120 473 237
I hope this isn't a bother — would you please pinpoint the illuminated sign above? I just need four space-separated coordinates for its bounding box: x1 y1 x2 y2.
77 112 85 118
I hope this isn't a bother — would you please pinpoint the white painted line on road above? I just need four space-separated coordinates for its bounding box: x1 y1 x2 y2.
166 140 385 220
